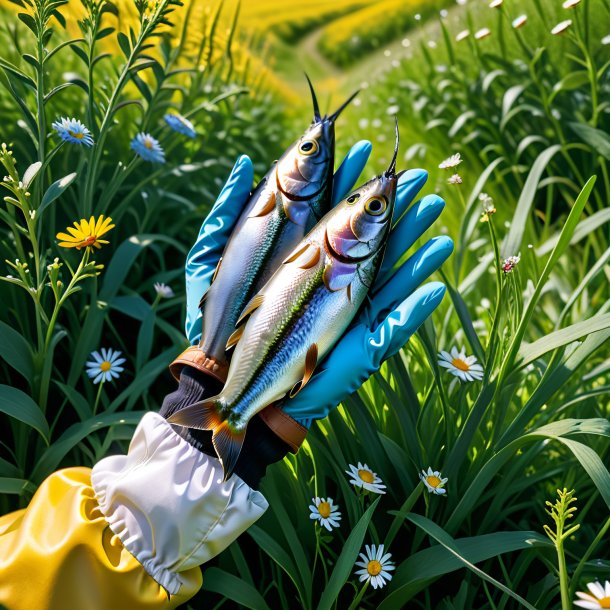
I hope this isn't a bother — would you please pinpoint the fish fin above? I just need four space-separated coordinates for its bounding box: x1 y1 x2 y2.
249 188 276 218
211 257 222 284
283 242 320 269
283 242 309 265
282 198 310 226
212 421 246 481
167 397 223 431
323 262 357 291
236 293 265 326
225 324 245 352
289 343 318 398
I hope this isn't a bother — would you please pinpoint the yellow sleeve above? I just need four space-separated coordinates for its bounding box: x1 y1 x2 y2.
0 467 202 610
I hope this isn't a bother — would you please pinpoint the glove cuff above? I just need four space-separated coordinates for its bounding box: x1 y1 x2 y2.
91 412 268 595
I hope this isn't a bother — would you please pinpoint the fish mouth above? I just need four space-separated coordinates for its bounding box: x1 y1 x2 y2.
276 168 327 202
324 229 372 264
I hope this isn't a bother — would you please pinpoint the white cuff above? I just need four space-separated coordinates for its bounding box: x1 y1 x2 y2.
91 411 268 595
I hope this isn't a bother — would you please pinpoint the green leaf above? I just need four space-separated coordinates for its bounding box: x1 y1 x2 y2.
117 32 131 58
22 161 41 188
31 411 146 482
202 568 269 610
317 497 380 610
0 322 34 382
381 528 549 609
39 172 77 215
0 385 48 441
570 122 610 160
17 12 37 33
405 514 538 609
557 437 610 510
447 418 610 533
0 477 36 495
517 313 610 367
502 145 563 257
54 381 91 421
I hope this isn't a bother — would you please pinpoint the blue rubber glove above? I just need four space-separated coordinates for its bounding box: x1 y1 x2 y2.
185 141 373 343
184 143 453 425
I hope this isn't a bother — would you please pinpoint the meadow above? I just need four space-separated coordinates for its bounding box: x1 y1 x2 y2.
0 0 609 609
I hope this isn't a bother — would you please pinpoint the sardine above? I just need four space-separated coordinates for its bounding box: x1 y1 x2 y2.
170 121 403 479
196 77 359 382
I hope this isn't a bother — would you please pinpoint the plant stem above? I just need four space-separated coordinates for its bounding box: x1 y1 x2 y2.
556 538 571 610
347 580 369 610
93 380 104 415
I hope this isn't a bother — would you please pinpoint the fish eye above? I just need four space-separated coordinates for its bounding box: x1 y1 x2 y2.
364 197 387 216
346 193 360 205
299 139 319 155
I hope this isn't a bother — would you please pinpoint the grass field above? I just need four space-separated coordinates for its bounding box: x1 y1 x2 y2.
0 0 608 608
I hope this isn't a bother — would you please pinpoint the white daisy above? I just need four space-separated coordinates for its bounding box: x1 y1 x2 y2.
551 19 572 35
309 497 341 531
154 282 174 298
563 0 581 7
346 462 386 494
456 29 470 42
448 173 462 185
489 0 503 7
354 544 395 590
512 15 527 28
419 467 448 495
438 346 484 382
575 581 610 609
475 27 492 40
603 35 610 45
439 152 462 169
86 348 125 384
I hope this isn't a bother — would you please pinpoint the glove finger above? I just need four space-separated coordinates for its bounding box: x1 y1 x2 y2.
185 155 254 342
369 235 453 324
378 194 446 287
332 140 372 205
189 155 254 257
392 168 429 224
369 281 447 367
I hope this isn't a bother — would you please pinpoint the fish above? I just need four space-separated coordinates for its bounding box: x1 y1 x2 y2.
195 76 359 382
169 120 403 479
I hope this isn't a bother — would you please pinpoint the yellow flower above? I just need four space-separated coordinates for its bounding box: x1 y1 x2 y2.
56 215 115 251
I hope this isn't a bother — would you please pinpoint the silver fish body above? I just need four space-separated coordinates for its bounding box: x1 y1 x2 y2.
170 164 400 478
199 118 336 373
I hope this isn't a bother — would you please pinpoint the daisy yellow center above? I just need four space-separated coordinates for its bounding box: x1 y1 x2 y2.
144 139 154 149
317 502 331 518
599 598 610 609
68 130 84 139
367 560 382 576
426 475 442 488
100 361 112 372
451 357 470 371
358 469 375 484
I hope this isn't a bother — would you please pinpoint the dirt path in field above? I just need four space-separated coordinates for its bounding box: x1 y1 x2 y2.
271 5 459 106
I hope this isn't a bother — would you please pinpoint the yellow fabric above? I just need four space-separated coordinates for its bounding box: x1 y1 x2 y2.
0 467 202 610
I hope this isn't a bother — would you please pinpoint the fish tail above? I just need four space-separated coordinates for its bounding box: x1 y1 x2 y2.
212 421 246 481
167 397 246 479
167 396 224 431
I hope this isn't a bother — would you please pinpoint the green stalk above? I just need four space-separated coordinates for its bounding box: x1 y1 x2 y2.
347 580 369 610
92 380 104 415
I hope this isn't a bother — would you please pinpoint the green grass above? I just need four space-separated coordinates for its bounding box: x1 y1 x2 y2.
0 0 609 609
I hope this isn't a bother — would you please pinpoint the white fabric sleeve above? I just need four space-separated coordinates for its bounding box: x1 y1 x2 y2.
91 411 268 595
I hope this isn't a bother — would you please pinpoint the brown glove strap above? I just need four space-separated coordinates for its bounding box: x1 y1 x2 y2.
169 347 308 453
169 345 229 384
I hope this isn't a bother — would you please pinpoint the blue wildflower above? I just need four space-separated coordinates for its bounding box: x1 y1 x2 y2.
164 112 196 138
130 132 165 164
52 117 94 147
